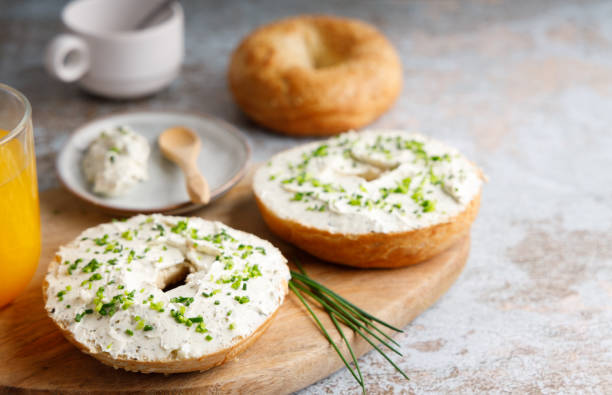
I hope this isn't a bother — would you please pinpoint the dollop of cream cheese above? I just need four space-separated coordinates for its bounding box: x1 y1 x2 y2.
44 215 290 362
254 130 483 234
82 126 150 197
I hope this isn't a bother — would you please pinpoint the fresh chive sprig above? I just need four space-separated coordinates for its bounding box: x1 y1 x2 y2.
288 262 409 393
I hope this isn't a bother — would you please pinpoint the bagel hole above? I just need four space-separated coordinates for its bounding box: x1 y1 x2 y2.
304 30 345 69
311 51 342 69
354 165 398 181
158 262 192 293
357 168 384 181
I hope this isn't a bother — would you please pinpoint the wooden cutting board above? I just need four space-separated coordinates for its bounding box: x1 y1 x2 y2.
0 169 470 394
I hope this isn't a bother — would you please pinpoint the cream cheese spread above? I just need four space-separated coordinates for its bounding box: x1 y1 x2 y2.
254 130 483 234
44 215 290 361
82 126 150 197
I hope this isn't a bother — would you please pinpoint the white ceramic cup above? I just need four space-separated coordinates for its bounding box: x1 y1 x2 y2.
45 0 184 99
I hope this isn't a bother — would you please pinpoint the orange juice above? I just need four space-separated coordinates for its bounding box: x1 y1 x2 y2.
0 129 41 308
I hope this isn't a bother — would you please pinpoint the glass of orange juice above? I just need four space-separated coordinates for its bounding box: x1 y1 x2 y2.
0 83 40 309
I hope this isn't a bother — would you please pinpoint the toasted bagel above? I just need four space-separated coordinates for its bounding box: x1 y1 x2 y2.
43 215 289 373
253 130 484 267
228 15 403 136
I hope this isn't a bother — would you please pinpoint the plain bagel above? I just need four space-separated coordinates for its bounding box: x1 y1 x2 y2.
228 15 403 136
253 130 484 268
43 215 290 373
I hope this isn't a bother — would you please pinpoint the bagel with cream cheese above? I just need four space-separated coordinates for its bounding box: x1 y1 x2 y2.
253 130 484 268
228 15 403 136
43 215 290 373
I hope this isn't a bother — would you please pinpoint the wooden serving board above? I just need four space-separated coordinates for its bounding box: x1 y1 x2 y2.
0 169 470 394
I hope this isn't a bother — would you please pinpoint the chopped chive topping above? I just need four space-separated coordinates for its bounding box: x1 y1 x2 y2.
246 264 262 278
421 199 436 212
121 230 133 240
149 301 165 312
143 325 154 331
202 289 220 298
171 220 187 234
153 224 165 236
125 329 134 336
56 290 67 301
81 259 101 273
234 296 250 304
312 144 328 157
170 296 194 306
94 234 109 246
68 258 82 275
74 309 93 322
170 307 187 323
135 316 145 329
81 273 103 287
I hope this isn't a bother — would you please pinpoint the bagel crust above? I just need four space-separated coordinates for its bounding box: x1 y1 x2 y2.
228 15 403 136
256 193 480 268
43 215 290 373
253 130 484 268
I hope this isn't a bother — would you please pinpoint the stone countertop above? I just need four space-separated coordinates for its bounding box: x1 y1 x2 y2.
2 0 611 393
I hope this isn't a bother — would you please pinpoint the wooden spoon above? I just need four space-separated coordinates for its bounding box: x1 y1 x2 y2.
158 126 210 205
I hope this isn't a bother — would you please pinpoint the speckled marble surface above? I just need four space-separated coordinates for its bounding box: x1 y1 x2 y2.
2 0 611 393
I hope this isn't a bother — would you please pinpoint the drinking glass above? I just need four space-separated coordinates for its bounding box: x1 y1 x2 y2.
0 83 41 309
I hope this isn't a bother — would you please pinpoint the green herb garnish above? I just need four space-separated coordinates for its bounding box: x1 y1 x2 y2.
234 296 250 304
94 234 109 246
149 301 165 312
56 290 67 301
170 296 194 306
288 261 408 393
171 220 188 234
74 309 93 322
81 259 101 273
67 258 82 275
121 230 133 240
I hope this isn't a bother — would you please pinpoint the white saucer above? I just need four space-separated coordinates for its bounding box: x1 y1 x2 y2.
56 111 250 215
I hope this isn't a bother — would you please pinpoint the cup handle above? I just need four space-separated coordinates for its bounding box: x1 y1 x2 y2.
44 34 90 82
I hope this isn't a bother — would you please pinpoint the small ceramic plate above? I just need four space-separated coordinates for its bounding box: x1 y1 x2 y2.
57 111 250 215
